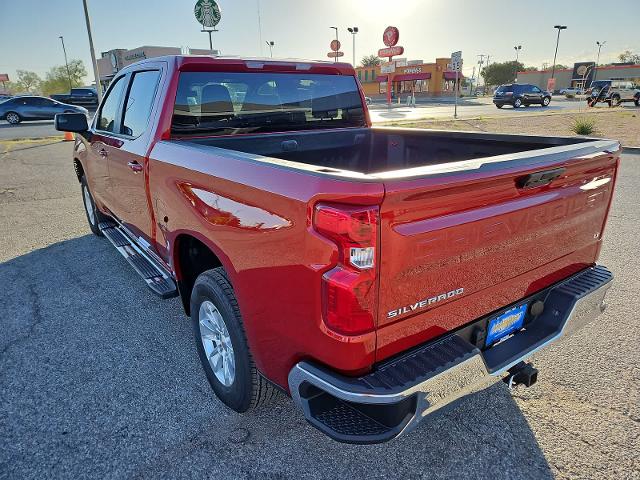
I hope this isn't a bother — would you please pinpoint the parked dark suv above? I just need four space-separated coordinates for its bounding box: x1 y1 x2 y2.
494 83 552 108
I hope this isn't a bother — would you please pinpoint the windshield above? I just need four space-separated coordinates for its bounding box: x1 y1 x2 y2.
591 81 610 90
172 72 365 136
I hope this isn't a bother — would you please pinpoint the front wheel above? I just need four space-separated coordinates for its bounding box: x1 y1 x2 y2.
5 112 20 124
191 268 278 412
513 98 523 108
609 95 620 107
542 96 551 107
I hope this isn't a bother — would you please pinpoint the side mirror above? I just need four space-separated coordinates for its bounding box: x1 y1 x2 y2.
55 112 88 133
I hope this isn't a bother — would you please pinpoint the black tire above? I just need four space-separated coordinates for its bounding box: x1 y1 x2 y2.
5 112 21 124
542 96 551 107
513 98 523 108
634 97 639 107
80 175 104 236
587 98 596 107
496 104 503 109
610 95 620 107
191 268 278 412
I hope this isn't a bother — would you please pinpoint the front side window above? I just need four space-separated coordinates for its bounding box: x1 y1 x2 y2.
97 76 126 133
172 71 365 136
122 70 161 137
532 86 541 93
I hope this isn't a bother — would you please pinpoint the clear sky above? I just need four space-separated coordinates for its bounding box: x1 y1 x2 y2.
1 0 638 83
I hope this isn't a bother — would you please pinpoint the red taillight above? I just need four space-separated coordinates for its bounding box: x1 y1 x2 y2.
314 204 378 336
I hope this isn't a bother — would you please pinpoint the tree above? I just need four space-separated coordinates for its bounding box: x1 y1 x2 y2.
40 59 88 96
361 55 382 67
481 61 524 87
618 50 640 64
14 70 42 93
553 64 569 70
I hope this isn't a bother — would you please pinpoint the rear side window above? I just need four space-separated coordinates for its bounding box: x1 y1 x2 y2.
122 70 161 137
97 77 126 133
496 85 513 93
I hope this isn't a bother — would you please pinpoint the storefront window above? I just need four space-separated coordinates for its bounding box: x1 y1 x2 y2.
365 70 369 82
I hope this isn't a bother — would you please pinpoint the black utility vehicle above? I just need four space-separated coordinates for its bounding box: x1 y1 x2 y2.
493 83 551 108
51 88 98 108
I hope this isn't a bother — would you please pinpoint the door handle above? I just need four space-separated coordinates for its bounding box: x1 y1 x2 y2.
98 148 108 158
127 161 143 173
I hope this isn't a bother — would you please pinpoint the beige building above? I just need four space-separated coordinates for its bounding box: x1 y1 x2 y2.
98 45 219 88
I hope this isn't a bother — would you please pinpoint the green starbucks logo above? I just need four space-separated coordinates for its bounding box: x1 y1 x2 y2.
194 0 221 28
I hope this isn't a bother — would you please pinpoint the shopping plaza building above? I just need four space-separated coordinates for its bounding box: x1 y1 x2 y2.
355 57 463 98
97 45 219 89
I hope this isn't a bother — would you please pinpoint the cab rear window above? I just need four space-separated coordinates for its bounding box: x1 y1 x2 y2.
172 72 365 136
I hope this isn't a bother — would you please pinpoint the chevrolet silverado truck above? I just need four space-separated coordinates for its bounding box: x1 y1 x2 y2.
55 55 619 444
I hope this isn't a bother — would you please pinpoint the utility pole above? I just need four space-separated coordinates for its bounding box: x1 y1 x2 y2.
257 0 264 56
476 54 485 95
59 36 73 92
594 40 606 82
266 41 274 58
347 27 359 67
551 25 567 79
82 0 102 102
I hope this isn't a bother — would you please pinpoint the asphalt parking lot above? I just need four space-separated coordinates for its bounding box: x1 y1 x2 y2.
0 141 639 479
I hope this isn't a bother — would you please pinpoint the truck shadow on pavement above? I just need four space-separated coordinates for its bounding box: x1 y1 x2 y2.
0 235 554 480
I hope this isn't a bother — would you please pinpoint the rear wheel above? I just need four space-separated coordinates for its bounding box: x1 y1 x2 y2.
5 112 20 124
191 268 278 412
81 176 104 236
513 98 523 108
609 95 620 107
634 96 640 107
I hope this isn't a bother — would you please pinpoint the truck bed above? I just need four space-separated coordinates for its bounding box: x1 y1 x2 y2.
183 127 610 177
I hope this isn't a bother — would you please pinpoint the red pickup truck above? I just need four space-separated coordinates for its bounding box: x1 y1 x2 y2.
55 56 618 444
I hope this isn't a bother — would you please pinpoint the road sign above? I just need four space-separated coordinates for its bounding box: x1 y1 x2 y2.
378 46 404 58
327 51 344 58
383 26 399 47
0 74 9 82
380 62 395 74
450 51 463 72
194 0 221 28
330 40 341 52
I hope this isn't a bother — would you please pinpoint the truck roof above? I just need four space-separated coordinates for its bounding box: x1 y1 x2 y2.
120 54 355 76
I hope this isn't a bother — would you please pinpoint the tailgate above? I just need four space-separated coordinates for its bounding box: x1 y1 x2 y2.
375 145 619 361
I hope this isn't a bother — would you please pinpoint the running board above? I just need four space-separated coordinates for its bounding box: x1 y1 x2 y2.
98 222 178 299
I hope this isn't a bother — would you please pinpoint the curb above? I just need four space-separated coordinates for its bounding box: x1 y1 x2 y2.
622 146 640 154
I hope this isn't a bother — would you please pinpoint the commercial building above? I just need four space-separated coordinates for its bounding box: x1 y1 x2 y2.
97 45 219 89
517 63 640 91
355 57 463 98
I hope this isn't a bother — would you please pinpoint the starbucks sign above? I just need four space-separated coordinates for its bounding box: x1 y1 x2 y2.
194 0 221 28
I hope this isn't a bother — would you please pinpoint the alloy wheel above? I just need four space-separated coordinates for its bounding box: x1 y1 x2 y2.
199 300 235 387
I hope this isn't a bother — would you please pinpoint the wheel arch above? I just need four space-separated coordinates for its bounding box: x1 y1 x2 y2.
171 231 235 315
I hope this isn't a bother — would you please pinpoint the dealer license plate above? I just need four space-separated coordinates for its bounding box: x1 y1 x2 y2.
485 304 527 347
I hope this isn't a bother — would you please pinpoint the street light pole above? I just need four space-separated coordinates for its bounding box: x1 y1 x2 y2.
59 36 73 92
551 25 567 79
594 40 606 82
266 41 274 58
514 45 522 80
330 26 338 63
82 0 102 102
347 27 358 67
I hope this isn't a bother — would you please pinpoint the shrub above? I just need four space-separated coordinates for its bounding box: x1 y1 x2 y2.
572 117 596 135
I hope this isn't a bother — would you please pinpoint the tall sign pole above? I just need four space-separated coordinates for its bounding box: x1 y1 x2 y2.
195 0 222 51
451 51 462 119
378 26 403 107
82 0 102 102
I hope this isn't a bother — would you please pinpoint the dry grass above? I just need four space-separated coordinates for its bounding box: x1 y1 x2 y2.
396 110 640 146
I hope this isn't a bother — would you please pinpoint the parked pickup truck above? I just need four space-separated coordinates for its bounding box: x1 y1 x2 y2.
55 55 619 444
51 87 98 108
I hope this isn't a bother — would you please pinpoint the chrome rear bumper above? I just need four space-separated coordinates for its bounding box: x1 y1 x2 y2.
288 265 612 444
